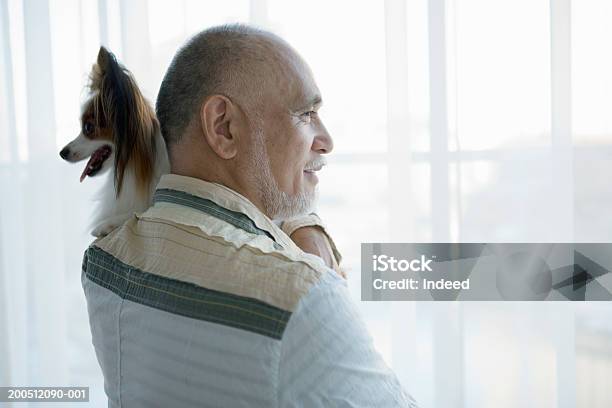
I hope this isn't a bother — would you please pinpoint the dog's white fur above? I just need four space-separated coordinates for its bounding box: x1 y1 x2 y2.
89 131 169 237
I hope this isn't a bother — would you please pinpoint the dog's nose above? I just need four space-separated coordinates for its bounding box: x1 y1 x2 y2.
59 147 70 160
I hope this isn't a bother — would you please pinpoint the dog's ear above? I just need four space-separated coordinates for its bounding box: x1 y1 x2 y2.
97 46 112 70
98 50 157 199
89 46 117 92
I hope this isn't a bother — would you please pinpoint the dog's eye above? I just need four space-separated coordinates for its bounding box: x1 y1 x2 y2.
83 122 95 135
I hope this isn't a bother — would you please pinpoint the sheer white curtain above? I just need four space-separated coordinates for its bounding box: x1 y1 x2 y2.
2 1 612 407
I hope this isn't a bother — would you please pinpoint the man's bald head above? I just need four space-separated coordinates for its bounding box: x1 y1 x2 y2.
156 23 302 151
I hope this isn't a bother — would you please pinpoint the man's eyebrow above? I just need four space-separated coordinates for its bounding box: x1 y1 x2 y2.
292 94 323 112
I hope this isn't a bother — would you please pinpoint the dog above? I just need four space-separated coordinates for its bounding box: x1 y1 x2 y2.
59 46 169 237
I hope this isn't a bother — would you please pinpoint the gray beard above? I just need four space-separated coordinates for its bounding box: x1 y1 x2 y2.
247 129 317 221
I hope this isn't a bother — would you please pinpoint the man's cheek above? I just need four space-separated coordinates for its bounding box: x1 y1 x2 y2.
292 137 310 160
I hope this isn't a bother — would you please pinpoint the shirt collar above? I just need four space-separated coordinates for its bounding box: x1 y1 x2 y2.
153 174 295 249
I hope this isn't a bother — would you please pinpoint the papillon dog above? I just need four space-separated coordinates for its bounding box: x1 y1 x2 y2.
59 46 169 237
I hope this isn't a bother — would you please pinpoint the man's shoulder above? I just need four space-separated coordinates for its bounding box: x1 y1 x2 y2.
87 213 329 313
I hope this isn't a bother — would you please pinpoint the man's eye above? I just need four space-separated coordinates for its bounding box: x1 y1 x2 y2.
301 111 317 121
83 122 95 134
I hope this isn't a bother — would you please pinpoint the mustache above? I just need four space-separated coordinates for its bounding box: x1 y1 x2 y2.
304 157 328 171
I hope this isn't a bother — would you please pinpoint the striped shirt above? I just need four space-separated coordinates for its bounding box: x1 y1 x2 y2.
82 174 417 407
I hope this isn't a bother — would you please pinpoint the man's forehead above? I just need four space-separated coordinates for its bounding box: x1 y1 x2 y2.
284 63 322 111
252 35 321 110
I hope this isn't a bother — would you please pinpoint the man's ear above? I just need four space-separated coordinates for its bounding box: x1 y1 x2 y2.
200 95 238 160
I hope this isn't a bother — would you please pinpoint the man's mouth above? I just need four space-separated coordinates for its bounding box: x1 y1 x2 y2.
80 145 112 182
304 159 326 173
303 161 325 183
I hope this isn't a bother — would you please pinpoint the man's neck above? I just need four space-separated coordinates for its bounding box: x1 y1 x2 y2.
168 165 271 221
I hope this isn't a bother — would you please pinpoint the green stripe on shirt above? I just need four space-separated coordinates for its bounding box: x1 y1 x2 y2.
83 245 291 340
153 188 277 242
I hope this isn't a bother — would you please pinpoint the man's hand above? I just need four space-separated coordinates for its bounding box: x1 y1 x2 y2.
289 226 346 279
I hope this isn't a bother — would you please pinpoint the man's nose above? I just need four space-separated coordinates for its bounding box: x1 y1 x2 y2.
312 125 334 154
59 147 70 160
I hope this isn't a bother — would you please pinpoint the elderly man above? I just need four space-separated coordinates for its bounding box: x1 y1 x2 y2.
82 24 417 407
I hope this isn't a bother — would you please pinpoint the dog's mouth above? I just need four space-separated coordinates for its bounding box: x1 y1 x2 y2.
80 145 112 182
